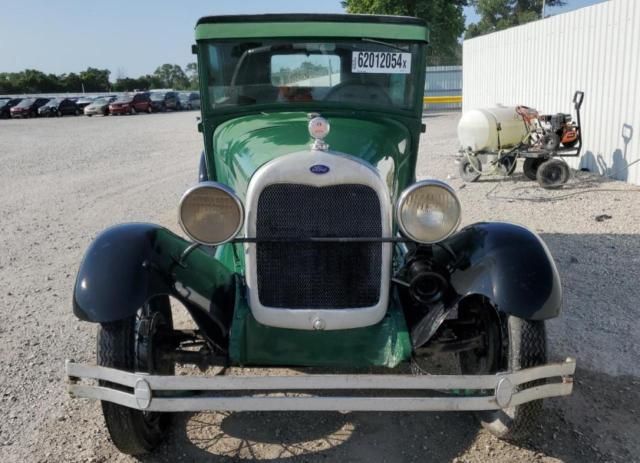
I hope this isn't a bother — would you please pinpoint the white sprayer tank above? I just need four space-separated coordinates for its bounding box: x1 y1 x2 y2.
457 107 527 152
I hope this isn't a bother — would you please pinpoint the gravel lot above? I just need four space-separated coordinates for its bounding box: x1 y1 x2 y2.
0 111 638 462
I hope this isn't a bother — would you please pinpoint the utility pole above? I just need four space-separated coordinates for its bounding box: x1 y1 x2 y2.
542 0 546 18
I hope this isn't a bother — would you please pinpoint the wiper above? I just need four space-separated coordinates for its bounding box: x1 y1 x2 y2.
361 38 406 52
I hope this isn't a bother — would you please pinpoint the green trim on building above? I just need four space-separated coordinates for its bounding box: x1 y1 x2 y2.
195 21 429 42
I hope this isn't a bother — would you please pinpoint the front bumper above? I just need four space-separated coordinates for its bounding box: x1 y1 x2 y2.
109 106 129 114
66 358 575 412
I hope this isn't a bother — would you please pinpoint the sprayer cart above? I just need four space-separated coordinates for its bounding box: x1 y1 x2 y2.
458 91 584 189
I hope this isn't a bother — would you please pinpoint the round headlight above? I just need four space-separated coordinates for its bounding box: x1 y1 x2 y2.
396 180 461 244
179 182 244 246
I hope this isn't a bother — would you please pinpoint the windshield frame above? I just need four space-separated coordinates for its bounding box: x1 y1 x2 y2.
198 37 427 118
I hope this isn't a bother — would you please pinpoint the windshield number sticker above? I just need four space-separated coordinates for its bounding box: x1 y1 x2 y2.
352 51 411 74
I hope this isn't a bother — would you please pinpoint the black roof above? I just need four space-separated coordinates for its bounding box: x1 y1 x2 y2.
196 13 425 27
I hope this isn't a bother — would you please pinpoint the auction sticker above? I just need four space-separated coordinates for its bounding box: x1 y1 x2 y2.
352 51 411 74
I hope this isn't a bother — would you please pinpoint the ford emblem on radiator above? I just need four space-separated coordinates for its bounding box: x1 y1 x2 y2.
309 164 331 175
310 164 330 174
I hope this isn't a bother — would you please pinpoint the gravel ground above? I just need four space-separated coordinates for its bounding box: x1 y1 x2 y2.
0 111 638 462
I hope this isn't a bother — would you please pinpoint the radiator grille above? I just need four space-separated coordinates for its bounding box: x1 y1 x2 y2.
256 183 382 309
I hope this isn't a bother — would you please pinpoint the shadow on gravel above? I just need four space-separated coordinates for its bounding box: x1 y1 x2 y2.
469 170 638 200
145 409 479 462
136 367 638 462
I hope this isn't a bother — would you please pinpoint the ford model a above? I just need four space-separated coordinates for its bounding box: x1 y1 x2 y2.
66 14 576 455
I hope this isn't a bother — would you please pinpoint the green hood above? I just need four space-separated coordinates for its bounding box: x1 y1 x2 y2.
211 112 414 202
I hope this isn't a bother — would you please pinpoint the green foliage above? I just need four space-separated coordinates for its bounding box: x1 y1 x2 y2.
153 63 190 89
0 67 111 94
466 0 565 38
342 0 468 65
185 62 199 90
0 64 194 94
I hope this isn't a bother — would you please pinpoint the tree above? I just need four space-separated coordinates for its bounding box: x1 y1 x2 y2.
342 0 468 65
466 0 565 38
79 67 111 92
153 64 190 89
185 62 198 90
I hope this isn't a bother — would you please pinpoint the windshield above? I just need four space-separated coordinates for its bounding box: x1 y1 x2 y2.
150 93 165 101
204 39 420 110
45 99 61 106
16 99 35 107
92 98 107 105
114 96 132 103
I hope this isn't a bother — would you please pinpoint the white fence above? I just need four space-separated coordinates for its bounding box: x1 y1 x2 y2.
425 66 462 110
462 0 640 185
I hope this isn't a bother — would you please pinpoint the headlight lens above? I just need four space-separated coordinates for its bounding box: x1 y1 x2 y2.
179 182 244 245
396 180 461 243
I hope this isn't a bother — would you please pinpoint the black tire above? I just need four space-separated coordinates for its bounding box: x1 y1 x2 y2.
97 297 174 455
497 155 517 176
522 158 543 181
147 105 153 114
536 159 570 189
460 308 547 441
459 156 482 182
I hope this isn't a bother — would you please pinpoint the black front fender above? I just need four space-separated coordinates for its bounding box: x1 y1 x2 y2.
439 222 562 320
73 223 234 325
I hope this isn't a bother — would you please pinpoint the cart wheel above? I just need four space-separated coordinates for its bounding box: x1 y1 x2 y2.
459 156 482 183
542 133 561 151
522 158 543 181
536 159 570 189
497 155 517 176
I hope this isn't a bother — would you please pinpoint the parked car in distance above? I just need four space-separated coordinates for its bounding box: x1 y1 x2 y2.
0 98 22 118
178 91 200 110
150 91 180 111
109 93 152 115
38 98 81 117
75 96 95 110
10 97 49 118
84 96 116 116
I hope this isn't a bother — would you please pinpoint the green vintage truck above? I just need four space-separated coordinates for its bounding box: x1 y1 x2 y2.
66 14 576 455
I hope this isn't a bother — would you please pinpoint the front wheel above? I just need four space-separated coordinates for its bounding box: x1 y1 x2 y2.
537 159 570 189
97 297 174 455
459 155 482 182
459 304 547 441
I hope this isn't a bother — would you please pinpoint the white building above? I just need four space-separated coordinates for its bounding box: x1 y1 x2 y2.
462 0 640 185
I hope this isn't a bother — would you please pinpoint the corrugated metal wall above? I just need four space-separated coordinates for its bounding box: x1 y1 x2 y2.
462 0 640 185
425 66 462 110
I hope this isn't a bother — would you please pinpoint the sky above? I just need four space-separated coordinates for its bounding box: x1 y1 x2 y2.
0 0 607 80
